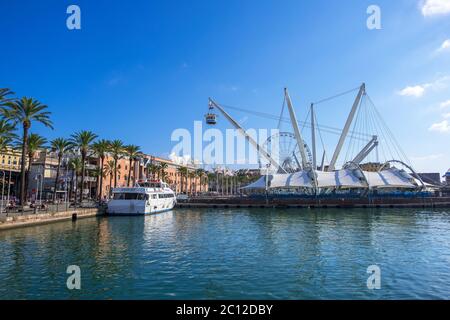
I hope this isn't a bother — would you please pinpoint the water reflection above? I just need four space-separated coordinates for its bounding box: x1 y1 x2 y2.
0 208 450 299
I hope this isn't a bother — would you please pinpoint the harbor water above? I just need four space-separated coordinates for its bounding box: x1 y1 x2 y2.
1 208 449 299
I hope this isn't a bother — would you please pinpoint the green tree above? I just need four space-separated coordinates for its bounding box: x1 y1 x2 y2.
92 139 111 199
0 119 17 141
196 169 206 193
50 138 72 202
2 97 53 206
108 140 124 188
70 130 98 202
22 133 48 200
147 163 158 179
0 88 14 106
124 144 142 187
68 157 82 203
104 159 116 196
177 166 188 194
188 170 196 195
158 162 169 181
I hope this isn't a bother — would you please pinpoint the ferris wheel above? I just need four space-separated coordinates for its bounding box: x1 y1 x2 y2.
258 132 313 174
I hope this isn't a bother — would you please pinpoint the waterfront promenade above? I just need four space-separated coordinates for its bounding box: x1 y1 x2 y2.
0 206 104 230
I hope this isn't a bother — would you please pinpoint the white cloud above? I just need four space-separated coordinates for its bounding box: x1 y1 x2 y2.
429 119 450 132
421 0 450 16
398 76 450 98
443 112 450 118
440 99 450 109
439 39 450 51
398 85 426 97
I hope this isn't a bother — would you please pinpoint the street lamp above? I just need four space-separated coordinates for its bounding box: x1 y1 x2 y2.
0 170 5 214
35 172 43 211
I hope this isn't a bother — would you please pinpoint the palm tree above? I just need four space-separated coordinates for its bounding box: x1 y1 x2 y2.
196 169 206 193
91 139 110 199
0 119 17 141
124 144 141 187
158 162 169 182
2 97 53 206
0 136 13 153
50 138 72 202
147 163 158 179
177 166 188 193
0 88 14 106
188 171 196 195
108 140 124 188
91 166 106 200
0 119 17 160
207 172 215 192
70 130 98 203
20 133 47 200
104 160 116 197
68 157 82 203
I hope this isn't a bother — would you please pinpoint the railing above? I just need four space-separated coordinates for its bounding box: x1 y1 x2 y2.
0 200 100 216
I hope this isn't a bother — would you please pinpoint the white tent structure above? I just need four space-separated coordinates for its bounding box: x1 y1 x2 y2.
242 167 425 192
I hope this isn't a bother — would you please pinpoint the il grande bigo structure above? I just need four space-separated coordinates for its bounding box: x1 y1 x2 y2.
206 84 438 198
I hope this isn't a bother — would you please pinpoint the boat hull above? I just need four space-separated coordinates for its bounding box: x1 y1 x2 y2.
107 199 176 215
107 207 175 216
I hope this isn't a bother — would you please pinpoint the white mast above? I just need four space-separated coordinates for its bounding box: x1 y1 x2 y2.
284 88 309 169
327 83 365 172
208 98 286 173
352 135 378 164
320 150 326 171
311 103 316 170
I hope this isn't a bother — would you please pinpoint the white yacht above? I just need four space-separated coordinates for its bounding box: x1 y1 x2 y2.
107 179 176 215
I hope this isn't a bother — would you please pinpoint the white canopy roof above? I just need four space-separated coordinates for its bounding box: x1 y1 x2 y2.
270 171 314 188
364 168 416 188
240 176 266 189
316 170 365 188
242 168 420 190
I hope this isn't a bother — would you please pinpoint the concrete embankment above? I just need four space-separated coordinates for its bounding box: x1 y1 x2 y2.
177 202 450 209
0 208 105 231
177 196 450 209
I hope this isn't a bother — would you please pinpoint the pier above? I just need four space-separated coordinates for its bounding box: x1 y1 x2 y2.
0 207 105 230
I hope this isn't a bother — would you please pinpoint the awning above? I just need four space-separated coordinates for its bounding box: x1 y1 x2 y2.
316 170 365 188
364 168 416 188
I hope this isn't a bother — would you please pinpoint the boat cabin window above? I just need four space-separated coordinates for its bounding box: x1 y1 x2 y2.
138 182 161 188
113 193 148 200
158 193 175 198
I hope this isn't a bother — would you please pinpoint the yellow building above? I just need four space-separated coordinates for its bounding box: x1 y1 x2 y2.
0 147 23 172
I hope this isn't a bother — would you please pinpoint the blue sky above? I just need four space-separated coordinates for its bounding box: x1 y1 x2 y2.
1 0 450 174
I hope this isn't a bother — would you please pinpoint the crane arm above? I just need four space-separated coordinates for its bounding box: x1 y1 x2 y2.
209 98 286 173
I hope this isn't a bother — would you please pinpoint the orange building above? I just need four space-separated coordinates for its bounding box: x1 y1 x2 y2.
99 154 203 199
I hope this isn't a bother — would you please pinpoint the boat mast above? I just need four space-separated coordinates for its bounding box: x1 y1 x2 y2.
327 83 365 172
208 98 286 173
284 88 310 169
